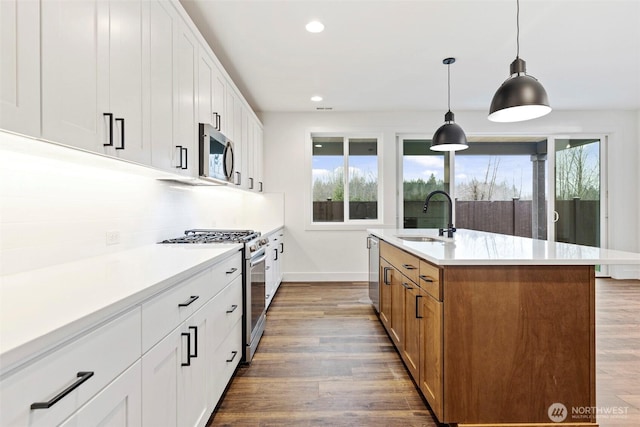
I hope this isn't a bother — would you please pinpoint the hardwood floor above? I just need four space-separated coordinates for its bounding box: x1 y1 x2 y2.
208 279 640 427
595 278 640 427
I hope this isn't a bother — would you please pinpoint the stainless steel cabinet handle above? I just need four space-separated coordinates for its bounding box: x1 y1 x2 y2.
259 181 263 192
419 275 434 283
416 295 423 319
31 371 94 409
103 113 113 146
226 304 238 314
226 267 238 274
115 118 125 150
181 147 188 169
235 171 241 185
249 177 254 190
402 282 413 290
402 264 417 270
226 350 238 363
178 295 199 307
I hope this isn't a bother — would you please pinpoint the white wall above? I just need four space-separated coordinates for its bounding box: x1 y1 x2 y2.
0 130 283 275
263 109 640 281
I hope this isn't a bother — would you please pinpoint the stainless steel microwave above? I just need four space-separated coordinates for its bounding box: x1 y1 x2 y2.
199 123 234 183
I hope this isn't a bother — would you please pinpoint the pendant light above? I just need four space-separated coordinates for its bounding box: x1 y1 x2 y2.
488 0 551 122
431 57 468 152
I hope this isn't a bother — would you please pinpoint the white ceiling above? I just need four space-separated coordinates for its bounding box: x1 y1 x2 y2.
179 0 640 114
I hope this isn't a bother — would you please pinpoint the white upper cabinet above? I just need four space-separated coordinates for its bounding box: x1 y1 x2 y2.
197 48 226 133
41 0 108 151
41 0 148 164
6 0 262 187
146 0 178 172
174 18 198 177
0 0 41 137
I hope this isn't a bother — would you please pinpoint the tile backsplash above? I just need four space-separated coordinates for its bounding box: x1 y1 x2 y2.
0 130 283 275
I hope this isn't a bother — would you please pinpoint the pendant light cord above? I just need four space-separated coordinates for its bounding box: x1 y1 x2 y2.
516 0 520 58
447 62 451 112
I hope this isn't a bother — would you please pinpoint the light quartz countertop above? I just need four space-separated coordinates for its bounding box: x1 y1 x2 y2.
368 228 640 266
0 243 242 375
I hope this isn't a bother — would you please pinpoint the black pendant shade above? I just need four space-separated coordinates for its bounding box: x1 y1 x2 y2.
430 58 468 152
488 57 551 122
488 1 551 122
431 111 468 152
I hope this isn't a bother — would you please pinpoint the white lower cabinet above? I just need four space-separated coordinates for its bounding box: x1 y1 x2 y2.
59 361 142 427
142 254 243 427
0 308 141 427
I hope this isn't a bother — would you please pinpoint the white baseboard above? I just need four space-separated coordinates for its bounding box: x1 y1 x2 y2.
283 272 368 282
608 265 640 280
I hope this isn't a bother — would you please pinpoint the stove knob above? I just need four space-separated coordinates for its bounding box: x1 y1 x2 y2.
261 238 268 245
250 245 257 252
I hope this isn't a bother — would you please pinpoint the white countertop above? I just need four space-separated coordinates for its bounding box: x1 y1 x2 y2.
368 228 640 266
0 243 242 375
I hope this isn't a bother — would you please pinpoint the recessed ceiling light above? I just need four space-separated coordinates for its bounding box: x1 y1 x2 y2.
306 21 324 33
310 95 323 102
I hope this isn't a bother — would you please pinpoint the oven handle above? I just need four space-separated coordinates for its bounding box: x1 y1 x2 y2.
250 253 267 267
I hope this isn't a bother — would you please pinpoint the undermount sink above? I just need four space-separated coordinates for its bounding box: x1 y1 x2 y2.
395 235 441 242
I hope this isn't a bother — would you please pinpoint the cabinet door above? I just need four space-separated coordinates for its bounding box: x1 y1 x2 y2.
146 0 179 172
174 20 197 177
142 327 180 427
379 259 393 332
41 0 108 151
197 49 214 127
402 283 421 379
390 269 405 347
60 361 142 427
420 291 443 421
109 0 146 164
256 124 264 192
178 304 210 427
0 0 40 136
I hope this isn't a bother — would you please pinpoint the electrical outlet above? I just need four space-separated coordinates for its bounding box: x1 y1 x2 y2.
106 230 121 245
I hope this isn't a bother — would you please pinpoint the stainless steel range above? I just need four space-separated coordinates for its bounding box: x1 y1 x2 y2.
160 229 268 363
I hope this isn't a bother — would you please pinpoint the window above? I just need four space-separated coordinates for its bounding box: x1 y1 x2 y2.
311 134 380 225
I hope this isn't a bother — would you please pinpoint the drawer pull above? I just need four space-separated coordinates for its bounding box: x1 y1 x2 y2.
226 304 238 314
226 267 238 275
103 113 113 146
402 282 413 290
416 295 423 319
115 117 125 150
226 350 238 363
402 264 417 270
419 275 434 283
31 371 94 409
178 295 199 307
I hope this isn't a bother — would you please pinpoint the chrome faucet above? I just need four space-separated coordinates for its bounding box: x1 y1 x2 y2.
423 190 456 238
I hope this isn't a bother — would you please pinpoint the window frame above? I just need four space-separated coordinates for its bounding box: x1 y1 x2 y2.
306 131 384 230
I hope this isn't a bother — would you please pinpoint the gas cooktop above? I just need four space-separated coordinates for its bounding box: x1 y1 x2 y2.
160 229 259 244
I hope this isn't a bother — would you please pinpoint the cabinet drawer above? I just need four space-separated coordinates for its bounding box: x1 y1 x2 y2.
209 320 242 409
380 241 419 283
0 308 141 427
209 275 243 346
142 266 214 353
211 250 242 297
419 260 442 301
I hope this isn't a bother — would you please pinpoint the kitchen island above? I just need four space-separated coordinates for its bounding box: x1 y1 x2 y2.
368 228 640 427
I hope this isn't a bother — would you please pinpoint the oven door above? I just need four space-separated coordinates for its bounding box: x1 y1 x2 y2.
245 248 267 362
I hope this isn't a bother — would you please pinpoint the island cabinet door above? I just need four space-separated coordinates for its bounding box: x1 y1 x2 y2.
389 268 405 347
402 282 421 380
379 259 393 332
419 289 443 422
